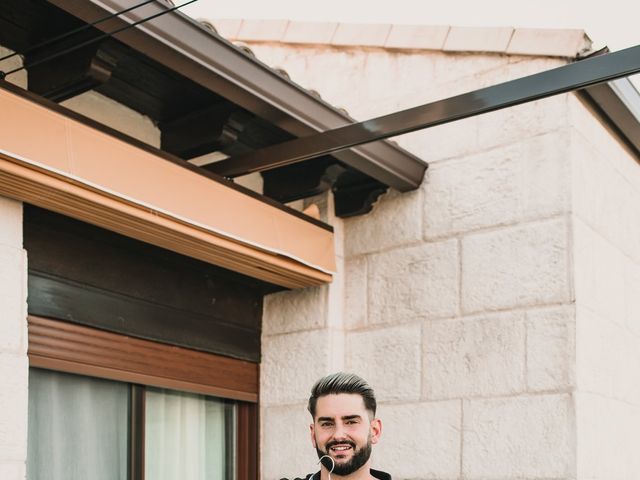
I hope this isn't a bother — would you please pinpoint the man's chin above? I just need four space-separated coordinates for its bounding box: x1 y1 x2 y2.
315 443 372 476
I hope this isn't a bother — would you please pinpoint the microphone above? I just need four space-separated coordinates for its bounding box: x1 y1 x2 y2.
317 455 335 480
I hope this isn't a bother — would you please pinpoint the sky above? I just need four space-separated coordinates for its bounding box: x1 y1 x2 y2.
181 0 640 52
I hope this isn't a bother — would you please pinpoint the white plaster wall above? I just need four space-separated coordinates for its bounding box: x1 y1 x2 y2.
258 43 581 480
0 196 28 480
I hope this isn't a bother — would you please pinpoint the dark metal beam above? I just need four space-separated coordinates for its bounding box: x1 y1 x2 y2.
47 0 426 191
580 77 640 158
209 45 640 181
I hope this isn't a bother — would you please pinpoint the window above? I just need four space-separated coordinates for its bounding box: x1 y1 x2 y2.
26 316 258 480
28 369 129 479
27 369 236 480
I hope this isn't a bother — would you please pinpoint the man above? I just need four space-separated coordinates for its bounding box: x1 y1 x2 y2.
283 372 389 480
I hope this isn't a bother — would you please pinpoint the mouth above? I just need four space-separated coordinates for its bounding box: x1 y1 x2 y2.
328 444 354 457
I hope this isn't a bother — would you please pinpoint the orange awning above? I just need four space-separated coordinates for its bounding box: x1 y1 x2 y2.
0 86 335 288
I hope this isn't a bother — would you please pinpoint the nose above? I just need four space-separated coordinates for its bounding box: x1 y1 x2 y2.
332 423 349 441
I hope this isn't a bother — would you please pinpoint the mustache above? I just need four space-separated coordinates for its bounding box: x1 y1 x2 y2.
325 440 356 450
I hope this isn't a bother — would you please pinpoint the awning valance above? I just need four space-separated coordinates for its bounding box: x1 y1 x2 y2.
0 84 335 288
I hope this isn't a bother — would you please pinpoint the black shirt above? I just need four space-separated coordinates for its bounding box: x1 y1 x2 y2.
282 468 392 480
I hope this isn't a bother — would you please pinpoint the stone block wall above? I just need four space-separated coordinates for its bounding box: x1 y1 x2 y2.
0 196 28 480
256 42 584 480
569 95 640 480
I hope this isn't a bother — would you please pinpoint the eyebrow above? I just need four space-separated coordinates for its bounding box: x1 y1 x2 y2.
317 415 363 422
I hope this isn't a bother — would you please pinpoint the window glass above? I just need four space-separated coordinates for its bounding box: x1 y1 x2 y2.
27 368 129 480
145 387 236 480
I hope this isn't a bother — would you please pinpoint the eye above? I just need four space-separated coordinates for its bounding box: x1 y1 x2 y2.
320 421 333 428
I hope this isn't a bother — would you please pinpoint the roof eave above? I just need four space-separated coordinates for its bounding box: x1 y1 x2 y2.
46 0 427 191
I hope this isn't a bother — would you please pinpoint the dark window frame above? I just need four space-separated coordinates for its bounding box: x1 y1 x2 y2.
28 315 259 480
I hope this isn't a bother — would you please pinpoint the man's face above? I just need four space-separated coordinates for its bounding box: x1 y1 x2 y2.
310 393 382 476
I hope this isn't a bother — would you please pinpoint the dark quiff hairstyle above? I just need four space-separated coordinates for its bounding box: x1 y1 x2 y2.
307 372 377 418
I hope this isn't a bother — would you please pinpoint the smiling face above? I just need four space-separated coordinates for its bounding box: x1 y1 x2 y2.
310 393 382 476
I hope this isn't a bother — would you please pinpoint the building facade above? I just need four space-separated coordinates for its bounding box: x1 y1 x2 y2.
1 9 640 480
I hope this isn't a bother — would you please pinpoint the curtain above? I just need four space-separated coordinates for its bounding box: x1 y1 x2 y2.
27 368 129 480
145 387 234 480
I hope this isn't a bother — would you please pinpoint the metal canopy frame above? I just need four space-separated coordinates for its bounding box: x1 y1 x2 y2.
209 45 640 180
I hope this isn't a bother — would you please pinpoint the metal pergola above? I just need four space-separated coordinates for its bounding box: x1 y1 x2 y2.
209 45 640 186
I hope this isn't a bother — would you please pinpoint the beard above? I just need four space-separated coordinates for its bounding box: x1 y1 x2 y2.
315 437 372 476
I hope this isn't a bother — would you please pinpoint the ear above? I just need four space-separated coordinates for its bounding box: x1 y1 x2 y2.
370 418 382 445
310 423 317 448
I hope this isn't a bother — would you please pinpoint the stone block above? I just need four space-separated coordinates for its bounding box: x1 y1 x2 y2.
374 401 460 478
261 404 314 479
569 95 640 194
344 189 422 256
475 96 570 152
461 218 570 313
346 324 421 402
576 306 640 405
576 392 640 480
283 22 338 44
507 28 590 58
573 217 627 328
331 23 392 47
236 19 289 42
398 114 479 164
433 51 513 87
262 286 327 335
384 25 449 50
424 130 570 238
463 394 574 478
526 305 575 392
368 240 459 325
0 197 22 248
261 330 342 406
570 126 640 265
0 353 28 462
344 257 367 330
443 26 514 53
423 312 526 399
